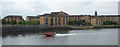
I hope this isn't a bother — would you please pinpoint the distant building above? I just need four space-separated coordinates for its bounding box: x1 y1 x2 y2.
90 11 119 26
69 15 91 23
4 11 119 26
24 11 119 26
69 11 119 26
4 15 23 23
26 16 40 21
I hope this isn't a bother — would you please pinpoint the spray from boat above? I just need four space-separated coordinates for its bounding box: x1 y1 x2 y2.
55 34 77 36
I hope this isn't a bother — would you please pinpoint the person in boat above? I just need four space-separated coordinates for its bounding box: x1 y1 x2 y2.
52 32 55 34
50 32 52 34
49 32 56 34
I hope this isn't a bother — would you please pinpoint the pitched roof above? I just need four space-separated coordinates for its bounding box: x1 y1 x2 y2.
27 16 40 18
69 15 88 17
4 15 23 18
51 12 59 14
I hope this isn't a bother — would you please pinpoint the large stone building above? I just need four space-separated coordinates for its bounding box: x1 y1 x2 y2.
39 11 69 26
26 11 120 26
4 15 23 23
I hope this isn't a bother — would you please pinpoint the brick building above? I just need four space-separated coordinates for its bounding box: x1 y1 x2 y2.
69 12 119 26
26 16 40 21
26 11 120 26
4 15 23 23
40 11 69 26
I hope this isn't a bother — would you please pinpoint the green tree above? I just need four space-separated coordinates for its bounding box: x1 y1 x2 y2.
27 21 36 25
73 20 78 25
7 21 10 24
27 21 31 25
82 23 91 26
36 20 40 25
2 19 6 25
77 20 84 25
69 20 91 26
21 20 27 25
11 20 17 25
103 21 118 25
69 20 74 25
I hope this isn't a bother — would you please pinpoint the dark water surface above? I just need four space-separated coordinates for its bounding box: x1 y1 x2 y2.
2 28 118 45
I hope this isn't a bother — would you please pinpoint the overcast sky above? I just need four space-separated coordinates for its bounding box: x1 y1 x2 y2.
0 0 119 19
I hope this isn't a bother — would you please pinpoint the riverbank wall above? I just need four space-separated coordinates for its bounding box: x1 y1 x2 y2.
69 25 120 30
2 25 120 32
2 25 71 32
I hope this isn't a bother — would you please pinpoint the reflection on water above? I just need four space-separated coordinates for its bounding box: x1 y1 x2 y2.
2 28 118 45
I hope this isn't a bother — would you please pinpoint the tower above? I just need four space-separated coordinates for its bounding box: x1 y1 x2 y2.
95 11 98 26
95 11 97 16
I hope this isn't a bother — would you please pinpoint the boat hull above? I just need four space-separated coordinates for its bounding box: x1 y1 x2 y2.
44 33 56 36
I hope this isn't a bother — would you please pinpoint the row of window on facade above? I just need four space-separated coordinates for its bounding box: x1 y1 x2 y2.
6 17 22 21
45 16 68 26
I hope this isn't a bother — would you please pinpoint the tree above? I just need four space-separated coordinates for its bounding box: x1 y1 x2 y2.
69 20 74 25
82 23 91 26
11 20 17 25
27 21 36 25
36 20 40 25
2 19 6 25
21 20 27 25
103 21 118 25
77 20 84 25
69 20 91 26
73 20 78 25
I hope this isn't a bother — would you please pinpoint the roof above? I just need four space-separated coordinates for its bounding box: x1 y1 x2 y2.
4 15 23 18
51 11 68 15
69 15 89 17
97 15 119 17
69 15 119 17
51 12 59 14
27 16 40 18
69 15 83 16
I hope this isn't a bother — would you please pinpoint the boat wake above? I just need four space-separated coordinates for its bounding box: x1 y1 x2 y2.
56 34 77 36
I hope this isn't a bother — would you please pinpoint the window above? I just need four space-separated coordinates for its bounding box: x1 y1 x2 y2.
46 16 48 25
20 17 22 20
8 18 9 21
78 17 79 20
11 17 13 20
55 16 57 25
63 16 65 24
66 16 68 25
59 16 60 25
75 17 76 20
30 18 31 20
15 17 16 20
51 16 53 25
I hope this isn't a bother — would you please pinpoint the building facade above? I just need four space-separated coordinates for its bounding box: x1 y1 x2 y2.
40 11 69 26
25 11 120 26
92 15 120 26
26 16 40 21
4 15 23 23
69 11 120 26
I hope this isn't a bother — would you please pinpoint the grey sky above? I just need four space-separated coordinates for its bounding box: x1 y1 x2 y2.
0 0 119 19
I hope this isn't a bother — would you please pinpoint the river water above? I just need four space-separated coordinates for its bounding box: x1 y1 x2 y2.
2 28 118 45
